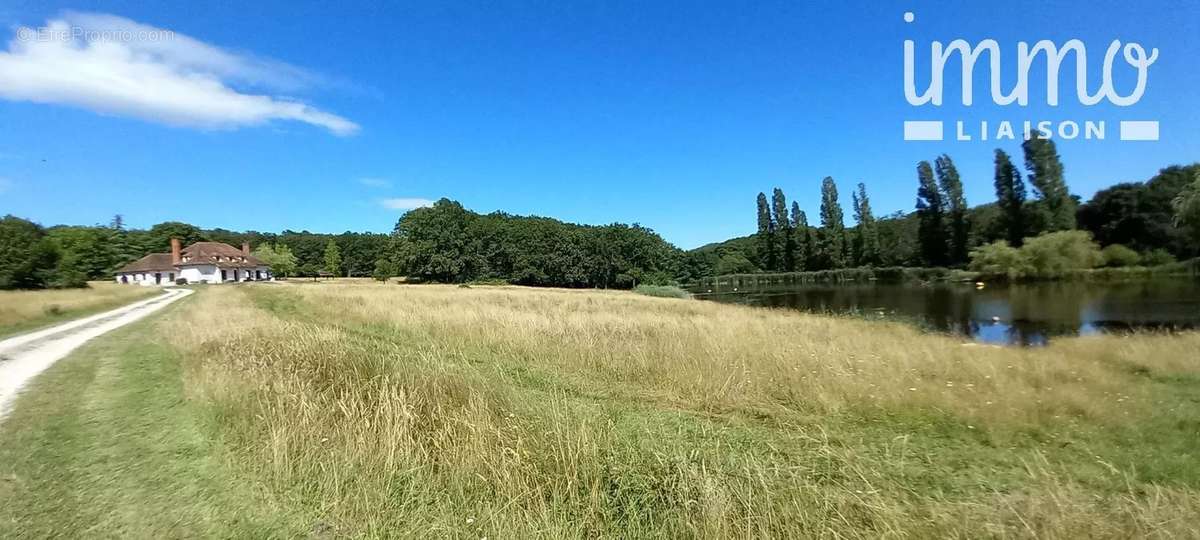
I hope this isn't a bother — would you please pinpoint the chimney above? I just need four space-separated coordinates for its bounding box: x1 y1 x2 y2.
241 241 250 256
171 238 181 265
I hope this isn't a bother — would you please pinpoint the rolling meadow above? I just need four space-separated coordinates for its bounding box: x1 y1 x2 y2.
6 282 1194 537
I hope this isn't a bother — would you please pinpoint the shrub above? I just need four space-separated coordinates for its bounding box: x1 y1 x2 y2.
1021 230 1102 278
1100 244 1141 267
175 278 188 285
968 240 1029 279
633 284 690 299
1141 248 1177 267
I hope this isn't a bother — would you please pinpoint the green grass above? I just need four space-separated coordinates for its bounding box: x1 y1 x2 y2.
0 302 303 538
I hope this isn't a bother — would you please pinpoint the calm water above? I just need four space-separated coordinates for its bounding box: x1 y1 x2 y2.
691 279 1200 346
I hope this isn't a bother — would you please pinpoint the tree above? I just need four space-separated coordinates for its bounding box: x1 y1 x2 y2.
915 161 948 267
1079 164 1199 258
0 215 69 289
817 177 846 269
275 244 298 277
386 198 682 287
1173 169 1200 244
253 243 298 278
323 239 343 277
372 258 395 281
144 221 206 254
992 149 1027 247
46 225 120 280
1022 138 1075 232
851 182 880 266
876 210 920 266
935 154 969 265
772 188 794 272
299 263 320 278
790 202 812 271
755 192 776 271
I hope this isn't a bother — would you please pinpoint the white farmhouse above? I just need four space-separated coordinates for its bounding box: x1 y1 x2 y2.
116 238 273 286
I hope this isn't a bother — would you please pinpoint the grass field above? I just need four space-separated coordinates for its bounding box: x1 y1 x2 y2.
0 282 159 338
2 282 1198 537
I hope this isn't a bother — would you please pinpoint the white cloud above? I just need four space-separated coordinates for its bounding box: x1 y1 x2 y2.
358 177 391 188
380 197 434 210
0 13 358 135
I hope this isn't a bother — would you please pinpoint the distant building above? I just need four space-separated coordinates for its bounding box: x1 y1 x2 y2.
115 238 272 286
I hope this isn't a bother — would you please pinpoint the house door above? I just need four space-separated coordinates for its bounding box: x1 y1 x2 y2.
155 272 162 284
221 270 227 281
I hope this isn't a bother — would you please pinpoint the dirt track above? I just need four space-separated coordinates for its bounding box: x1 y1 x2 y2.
0 288 192 420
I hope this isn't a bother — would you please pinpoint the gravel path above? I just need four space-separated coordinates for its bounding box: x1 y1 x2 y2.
0 287 193 421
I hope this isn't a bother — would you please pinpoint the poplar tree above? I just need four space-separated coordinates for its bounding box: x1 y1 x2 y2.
916 161 948 267
1022 138 1075 232
772 188 794 272
935 154 969 265
818 177 846 269
852 182 880 266
756 192 776 271
323 239 343 276
993 149 1027 246
790 202 811 271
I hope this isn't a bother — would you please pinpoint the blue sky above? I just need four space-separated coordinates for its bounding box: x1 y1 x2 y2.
0 0 1197 249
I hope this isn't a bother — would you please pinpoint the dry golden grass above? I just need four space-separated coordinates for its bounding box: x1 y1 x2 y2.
0 282 159 337
167 283 1200 538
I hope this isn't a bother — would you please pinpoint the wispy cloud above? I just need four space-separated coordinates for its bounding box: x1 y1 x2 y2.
358 177 391 188
380 197 434 210
0 12 358 135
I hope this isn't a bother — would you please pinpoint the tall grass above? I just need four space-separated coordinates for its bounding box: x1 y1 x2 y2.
0 282 158 337
167 284 1200 537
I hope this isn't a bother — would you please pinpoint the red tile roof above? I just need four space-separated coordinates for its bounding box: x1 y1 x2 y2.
116 241 266 273
116 253 176 273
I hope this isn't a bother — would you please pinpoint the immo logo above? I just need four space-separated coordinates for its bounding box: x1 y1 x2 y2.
901 11 1159 142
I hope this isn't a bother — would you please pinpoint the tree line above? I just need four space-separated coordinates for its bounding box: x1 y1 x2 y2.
3 143 1198 290
0 214 391 289
376 199 684 287
1 199 687 290
692 140 1199 277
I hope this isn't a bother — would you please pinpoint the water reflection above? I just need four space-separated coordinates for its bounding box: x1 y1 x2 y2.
691 279 1200 346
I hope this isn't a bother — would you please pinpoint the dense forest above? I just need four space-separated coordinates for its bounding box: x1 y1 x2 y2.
384 199 683 287
3 138 1198 290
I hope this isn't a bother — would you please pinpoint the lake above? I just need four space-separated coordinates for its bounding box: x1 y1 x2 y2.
691 278 1200 346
